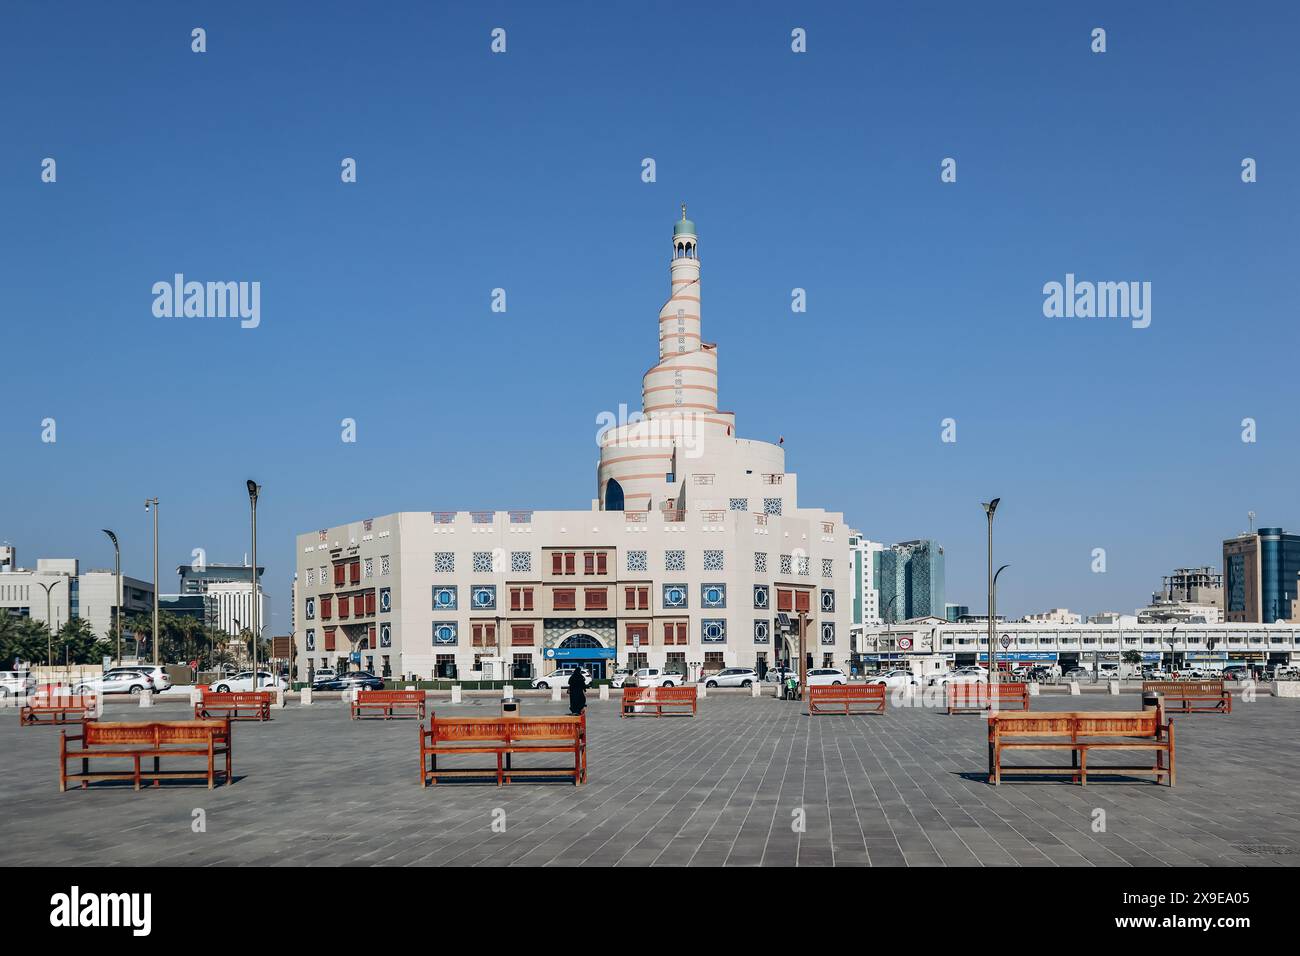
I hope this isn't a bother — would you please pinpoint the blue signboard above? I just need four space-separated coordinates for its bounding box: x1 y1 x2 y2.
976 652 1060 662
544 647 617 660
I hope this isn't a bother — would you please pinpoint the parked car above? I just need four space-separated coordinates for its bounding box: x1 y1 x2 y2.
608 668 632 688
0 670 37 698
702 668 758 688
1063 668 1092 681
628 667 684 689
530 667 591 690
764 666 797 684
927 667 987 688
313 671 382 691
311 667 337 683
73 669 155 696
805 667 848 687
864 668 922 690
211 670 289 692
129 665 173 692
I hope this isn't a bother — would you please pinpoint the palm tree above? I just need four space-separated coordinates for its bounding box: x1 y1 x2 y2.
55 618 110 664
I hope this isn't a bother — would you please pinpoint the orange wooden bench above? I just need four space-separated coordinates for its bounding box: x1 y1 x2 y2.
61 719 233 791
620 685 698 717
947 681 1029 715
195 691 273 721
807 684 885 715
352 689 425 720
1142 680 1231 714
419 714 586 786
20 692 98 726
987 711 1174 787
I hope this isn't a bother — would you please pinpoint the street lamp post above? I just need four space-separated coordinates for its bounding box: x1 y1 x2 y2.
982 498 1001 681
144 498 159 666
38 580 59 666
798 609 808 701
102 530 122 665
246 480 260 686
992 564 1010 680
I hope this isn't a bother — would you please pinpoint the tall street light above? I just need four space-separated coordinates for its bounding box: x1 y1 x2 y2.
102 529 122 665
144 498 160 666
247 480 261 686
993 564 1010 679
38 579 59 666
981 498 1001 682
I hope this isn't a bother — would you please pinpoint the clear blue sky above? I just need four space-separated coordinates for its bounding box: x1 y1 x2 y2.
2 1 1296 629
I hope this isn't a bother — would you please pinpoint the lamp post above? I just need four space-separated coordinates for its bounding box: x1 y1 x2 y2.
992 564 1009 680
102 530 122 665
144 498 159 666
246 480 260 685
38 579 59 666
981 498 1001 681
797 609 808 701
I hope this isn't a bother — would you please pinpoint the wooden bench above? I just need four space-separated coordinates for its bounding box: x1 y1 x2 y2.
1142 680 1231 714
352 689 425 720
987 711 1174 787
418 714 586 786
61 720 233 791
807 684 885 715
620 685 698 718
20 692 98 726
195 691 273 721
947 681 1030 715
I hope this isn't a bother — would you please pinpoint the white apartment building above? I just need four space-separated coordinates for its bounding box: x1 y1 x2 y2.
0 551 153 641
294 212 851 681
1021 608 1082 625
205 581 268 638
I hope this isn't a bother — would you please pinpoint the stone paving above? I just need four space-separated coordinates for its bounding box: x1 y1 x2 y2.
2 692 1298 866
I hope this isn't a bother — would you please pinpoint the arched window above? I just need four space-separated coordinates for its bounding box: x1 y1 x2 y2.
605 478 625 511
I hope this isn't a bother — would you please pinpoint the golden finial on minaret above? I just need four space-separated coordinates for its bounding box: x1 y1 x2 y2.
681 202 687 220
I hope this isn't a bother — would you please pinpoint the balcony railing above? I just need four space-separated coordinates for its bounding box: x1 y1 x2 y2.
625 512 647 523
754 513 768 526
663 510 686 522
701 510 725 523
470 511 495 524
431 512 456 524
508 510 533 524
692 474 715 485
761 473 784 485
821 522 835 534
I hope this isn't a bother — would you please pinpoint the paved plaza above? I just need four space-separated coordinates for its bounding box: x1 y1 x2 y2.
2 693 1298 867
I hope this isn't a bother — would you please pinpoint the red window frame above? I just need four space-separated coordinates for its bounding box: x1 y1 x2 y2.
584 588 608 611
321 596 333 619
511 624 534 647
553 588 576 611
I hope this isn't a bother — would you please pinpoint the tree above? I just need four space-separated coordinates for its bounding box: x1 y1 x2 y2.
55 618 111 664
0 615 53 667
1121 650 1143 665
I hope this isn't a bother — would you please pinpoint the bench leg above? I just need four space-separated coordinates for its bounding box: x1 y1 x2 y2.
496 751 504 787
134 755 142 792
1078 749 1088 787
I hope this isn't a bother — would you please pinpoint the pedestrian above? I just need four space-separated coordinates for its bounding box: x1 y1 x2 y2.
568 666 587 716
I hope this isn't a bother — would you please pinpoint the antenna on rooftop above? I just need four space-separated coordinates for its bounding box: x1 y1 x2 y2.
1248 510 1256 533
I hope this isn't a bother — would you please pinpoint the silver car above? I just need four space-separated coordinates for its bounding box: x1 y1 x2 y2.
74 669 155 695
702 668 758 688
0 670 37 698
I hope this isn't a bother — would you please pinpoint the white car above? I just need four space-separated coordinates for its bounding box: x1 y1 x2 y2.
630 667 684 688
128 665 173 692
701 668 758 688
928 668 988 688
209 670 287 693
531 668 591 690
0 671 37 698
865 668 922 690
312 667 337 683
805 668 848 687
74 669 155 696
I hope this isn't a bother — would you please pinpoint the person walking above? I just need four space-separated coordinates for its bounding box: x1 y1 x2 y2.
568 666 587 716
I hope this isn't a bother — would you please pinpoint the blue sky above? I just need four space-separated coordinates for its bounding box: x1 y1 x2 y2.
2 1 1296 628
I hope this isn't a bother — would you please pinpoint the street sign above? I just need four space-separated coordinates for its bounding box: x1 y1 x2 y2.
633 634 641 649
898 637 913 650
999 634 1012 649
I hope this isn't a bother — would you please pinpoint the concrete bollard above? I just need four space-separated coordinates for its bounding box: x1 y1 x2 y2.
405 685 415 691
139 690 153 708
599 684 609 701
1028 682 1040 697
1068 681 1080 695
1107 679 1120 695
550 685 561 703
697 684 707 699
275 688 286 708
451 685 462 704
751 682 761 698
1276 681 1300 699
502 685 514 699
300 686 313 706
189 686 204 707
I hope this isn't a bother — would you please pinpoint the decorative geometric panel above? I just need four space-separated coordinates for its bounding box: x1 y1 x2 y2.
471 585 497 610
434 552 455 573
364 557 374 579
729 498 748 511
754 552 767 573
820 622 835 645
665 550 686 572
820 589 835 612
511 551 532 573
380 554 391 576
472 551 494 573
305 629 316 651
432 586 458 610
306 568 315 586
304 597 315 620
627 550 647 572
797 554 810 576
703 550 724 571
662 584 688 609
701 583 726 608
822 558 834 579
379 587 391 613
379 623 392 648
433 621 458 646
701 619 726 644
780 554 793 575
753 620 770 644
753 585 769 610
763 497 783 516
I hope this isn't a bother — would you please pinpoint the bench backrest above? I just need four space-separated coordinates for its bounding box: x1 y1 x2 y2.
426 715 584 744
623 685 696 702
203 691 273 705
808 684 884 700
83 720 228 746
357 689 423 705
1142 680 1223 695
34 693 96 708
989 712 1159 738
950 681 1026 701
